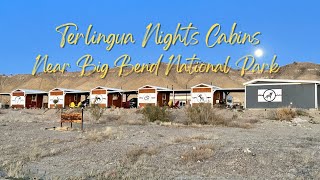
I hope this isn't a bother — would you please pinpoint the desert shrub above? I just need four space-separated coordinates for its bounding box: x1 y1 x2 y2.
90 104 104 121
185 103 225 125
275 107 296 121
140 105 170 122
296 109 309 116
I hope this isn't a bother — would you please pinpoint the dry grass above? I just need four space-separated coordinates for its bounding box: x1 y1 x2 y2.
2 160 24 178
1 138 79 179
173 135 210 143
185 104 258 128
125 146 159 163
122 119 146 125
185 104 223 125
276 108 296 121
296 109 309 116
97 114 121 124
191 135 210 140
84 127 114 142
173 137 194 143
197 143 215 151
223 118 257 129
181 144 215 162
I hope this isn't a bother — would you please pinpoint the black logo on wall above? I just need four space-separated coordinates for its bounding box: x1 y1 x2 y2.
258 89 282 102
192 93 211 103
263 89 276 102
144 95 150 100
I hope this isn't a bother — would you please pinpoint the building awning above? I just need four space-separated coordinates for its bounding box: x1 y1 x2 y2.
244 79 320 86
65 91 90 94
172 89 191 94
0 93 10 96
154 89 192 94
215 88 245 93
122 90 138 94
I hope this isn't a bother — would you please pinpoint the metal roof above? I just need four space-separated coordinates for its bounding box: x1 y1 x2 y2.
243 79 320 86
138 85 172 91
12 89 48 95
191 83 221 89
50 88 89 93
91 86 123 92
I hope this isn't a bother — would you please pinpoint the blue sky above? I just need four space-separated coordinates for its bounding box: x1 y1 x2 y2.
0 1 319 75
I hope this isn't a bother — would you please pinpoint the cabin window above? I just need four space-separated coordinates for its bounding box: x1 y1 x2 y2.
113 94 118 100
216 92 220 99
162 94 166 100
74 95 77 101
31 95 36 101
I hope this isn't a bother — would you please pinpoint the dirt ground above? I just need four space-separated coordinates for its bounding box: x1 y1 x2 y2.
0 108 320 179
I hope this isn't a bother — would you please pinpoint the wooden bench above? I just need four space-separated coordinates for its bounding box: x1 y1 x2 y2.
61 109 84 130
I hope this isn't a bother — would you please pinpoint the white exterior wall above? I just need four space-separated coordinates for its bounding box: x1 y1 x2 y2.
48 94 64 108
11 95 26 107
90 93 108 106
138 92 157 106
191 91 213 105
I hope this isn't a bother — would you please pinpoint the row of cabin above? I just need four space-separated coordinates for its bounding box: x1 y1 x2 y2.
5 83 232 109
4 79 319 109
8 87 123 109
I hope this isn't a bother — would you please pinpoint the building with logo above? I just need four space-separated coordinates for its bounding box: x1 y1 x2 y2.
244 79 320 109
190 83 223 106
10 89 47 108
90 86 123 108
190 83 245 107
137 85 171 107
48 88 89 108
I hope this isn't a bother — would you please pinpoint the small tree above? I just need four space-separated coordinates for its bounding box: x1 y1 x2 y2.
90 104 104 121
53 99 59 109
141 105 171 122
185 103 224 125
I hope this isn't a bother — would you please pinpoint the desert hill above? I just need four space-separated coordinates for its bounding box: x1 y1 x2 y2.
0 62 319 93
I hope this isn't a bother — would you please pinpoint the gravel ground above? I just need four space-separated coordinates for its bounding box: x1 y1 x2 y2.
0 108 319 179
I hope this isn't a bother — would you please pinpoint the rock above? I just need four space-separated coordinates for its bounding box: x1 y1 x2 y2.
0 170 6 177
291 117 308 124
243 148 252 154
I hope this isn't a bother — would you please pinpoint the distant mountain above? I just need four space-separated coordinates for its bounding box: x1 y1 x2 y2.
0 62 319 98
